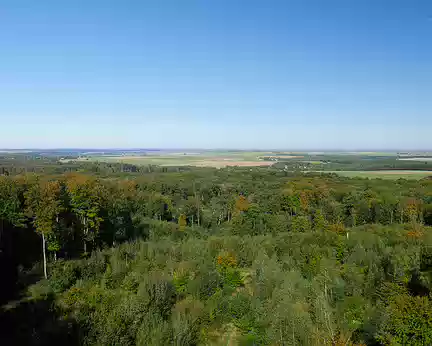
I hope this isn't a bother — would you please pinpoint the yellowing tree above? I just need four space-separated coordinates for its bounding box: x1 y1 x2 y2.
178 213 187 231
405 197 421 224
235 195 249 213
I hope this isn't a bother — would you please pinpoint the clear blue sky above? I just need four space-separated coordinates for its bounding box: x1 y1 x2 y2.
0 0 431 149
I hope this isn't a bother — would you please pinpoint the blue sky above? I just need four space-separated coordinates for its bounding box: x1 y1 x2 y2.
0 0 431 149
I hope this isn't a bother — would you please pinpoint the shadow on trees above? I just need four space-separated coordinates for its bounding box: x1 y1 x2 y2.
0 223 41 305
0 296 81 346
0 223 82 345
409 270 431 297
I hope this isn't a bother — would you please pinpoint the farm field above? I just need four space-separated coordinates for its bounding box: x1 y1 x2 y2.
398 157 432 162
320 170 432 180
329 151 399 156
78 151 277 168
64 151 432 174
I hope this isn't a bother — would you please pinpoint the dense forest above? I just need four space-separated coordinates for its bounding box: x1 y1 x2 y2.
1 165 432 345
271 154 432 172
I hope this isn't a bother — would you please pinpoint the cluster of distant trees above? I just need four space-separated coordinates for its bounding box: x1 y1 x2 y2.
0 154 184 175
272 154 432 171
1 165 432 345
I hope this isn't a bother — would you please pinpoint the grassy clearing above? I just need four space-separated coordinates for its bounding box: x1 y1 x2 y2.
302 160 322 165
318 170 432 180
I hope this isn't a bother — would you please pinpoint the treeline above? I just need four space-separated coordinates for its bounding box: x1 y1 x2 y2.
273 155 432 172
1 168 432 345
0 157 192 175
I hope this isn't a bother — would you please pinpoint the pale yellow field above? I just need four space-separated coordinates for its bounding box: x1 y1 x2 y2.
259 155 304 159
76 153 275 168
192 160 274 168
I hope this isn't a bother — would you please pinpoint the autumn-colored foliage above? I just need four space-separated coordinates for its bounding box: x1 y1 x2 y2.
234 195 249 213
178 213 187 231
299 190 311 211
407 230 424 238
404 197 422 223
216 252 237 268
329 222 346 235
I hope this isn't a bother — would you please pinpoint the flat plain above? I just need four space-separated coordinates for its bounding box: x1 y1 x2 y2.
65 150 432 179
79 151 278 168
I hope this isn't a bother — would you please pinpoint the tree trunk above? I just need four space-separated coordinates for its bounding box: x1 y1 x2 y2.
193 184 200 226
83 217 88 253
197 206 200 226
352 211 356 227
42 233 47 279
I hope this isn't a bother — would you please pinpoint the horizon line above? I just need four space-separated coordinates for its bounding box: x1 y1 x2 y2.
1 148 432 152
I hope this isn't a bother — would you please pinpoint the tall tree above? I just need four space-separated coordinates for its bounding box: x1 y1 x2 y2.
25 179 63 278
66 174 103 253
0 177 24 239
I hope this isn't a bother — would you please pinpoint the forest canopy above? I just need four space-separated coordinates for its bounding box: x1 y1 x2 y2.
1 166 432 345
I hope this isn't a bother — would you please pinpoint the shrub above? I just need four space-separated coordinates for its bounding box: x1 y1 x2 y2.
376 294 432 345
172 298 206 345
49 260 81 293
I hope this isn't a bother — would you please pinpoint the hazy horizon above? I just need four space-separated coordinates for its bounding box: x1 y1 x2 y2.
1 147 431 153
1 1 431 149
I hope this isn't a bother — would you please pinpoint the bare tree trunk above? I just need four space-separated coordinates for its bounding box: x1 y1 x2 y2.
42 233 47 279
197 204 200 226
54 214 59 261
193 183 200 226
83 217 88 253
